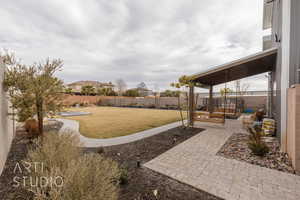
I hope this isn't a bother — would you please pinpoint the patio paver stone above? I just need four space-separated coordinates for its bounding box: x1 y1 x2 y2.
144 120 300 200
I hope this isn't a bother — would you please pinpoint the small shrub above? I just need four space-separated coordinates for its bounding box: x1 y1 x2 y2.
96 99 102 106
25 132 120 200
118 167 129 185
26 131 81 175
148 104 156 108
247 126 269 157
248 142 269 157
24 119 39 138
62 153 120 200
97 146 104 154
79 102 85 107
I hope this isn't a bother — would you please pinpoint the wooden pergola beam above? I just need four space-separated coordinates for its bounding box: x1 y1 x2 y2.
188 48 277 86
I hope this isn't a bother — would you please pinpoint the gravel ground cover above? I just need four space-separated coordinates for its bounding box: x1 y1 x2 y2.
217 132 299 175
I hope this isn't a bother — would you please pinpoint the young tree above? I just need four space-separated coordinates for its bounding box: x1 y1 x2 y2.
65 87 73 94
97 87 117 96
81 85 95 96
137 82 147 89
171 75 203 128
3 53 64 136
220 87 233 96
115 79 127 96
233 80 250 113
123 89 140 97
153 83 160 108
160 90 180 97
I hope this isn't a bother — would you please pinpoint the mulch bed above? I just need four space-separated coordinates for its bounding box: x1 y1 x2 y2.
0 121 63 200
87 127 222 200
0 134 33 200
217 133 299 175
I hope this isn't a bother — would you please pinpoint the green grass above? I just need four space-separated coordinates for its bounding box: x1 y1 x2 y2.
62 106 185 139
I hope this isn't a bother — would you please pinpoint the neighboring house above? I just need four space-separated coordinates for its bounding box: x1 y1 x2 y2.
135 82 154 97
66 81 115 94
135 87 154 97
187 0 300 169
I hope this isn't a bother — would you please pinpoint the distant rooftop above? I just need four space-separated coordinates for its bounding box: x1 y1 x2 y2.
67 80 114 87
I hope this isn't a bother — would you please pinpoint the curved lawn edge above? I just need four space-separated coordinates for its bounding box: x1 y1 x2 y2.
55 118 185 147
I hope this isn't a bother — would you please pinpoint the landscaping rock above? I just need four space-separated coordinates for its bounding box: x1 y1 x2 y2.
217 133 300 175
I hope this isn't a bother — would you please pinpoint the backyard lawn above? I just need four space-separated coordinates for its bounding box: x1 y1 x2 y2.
62 106 185 138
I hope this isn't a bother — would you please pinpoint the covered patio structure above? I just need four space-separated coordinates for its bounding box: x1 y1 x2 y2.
187 47 278 126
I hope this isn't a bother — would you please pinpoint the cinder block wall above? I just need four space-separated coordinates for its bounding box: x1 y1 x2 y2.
0 59 15 175
243 96 267 110
286 84 300 170
63 95 267 111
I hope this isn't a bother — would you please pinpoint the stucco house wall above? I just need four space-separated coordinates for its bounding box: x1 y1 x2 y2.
269 0 300 149
0 59 15 175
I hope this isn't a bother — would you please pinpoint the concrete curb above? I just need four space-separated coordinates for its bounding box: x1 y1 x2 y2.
55 118 184 148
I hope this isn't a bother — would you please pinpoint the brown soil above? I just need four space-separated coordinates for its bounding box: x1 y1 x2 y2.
87 127 222 200
217 133 299 175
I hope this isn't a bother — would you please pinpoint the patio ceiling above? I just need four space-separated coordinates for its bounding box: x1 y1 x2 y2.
189 47 278 86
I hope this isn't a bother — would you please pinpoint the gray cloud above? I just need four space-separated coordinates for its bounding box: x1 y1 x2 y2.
0 0 267 91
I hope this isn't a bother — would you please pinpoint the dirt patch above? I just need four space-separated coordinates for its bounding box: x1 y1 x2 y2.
87 127 222 200
217 133 299 175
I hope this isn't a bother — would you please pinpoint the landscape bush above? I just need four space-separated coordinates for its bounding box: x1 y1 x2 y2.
62 153 120 200
96 99 102 106
79 102 86 107
25 132 120 200
247 126 269 157
118 167 129 185
24 119 39 138
148 104 156 108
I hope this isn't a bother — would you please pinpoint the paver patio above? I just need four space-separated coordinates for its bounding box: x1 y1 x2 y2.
144 120 300 200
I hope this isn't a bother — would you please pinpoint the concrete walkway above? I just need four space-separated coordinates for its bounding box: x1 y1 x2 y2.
145 120 300 200
56 118 183 147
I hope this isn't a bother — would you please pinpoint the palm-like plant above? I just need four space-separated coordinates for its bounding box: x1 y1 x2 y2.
247 125 269 156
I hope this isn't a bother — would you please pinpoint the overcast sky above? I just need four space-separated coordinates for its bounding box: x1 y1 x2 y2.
0 0 269 91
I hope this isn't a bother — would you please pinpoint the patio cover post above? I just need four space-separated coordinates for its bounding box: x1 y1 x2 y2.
209 85 213 113
188 85 195 126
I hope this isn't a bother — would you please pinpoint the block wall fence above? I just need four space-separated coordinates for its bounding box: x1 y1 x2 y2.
63 94 267 111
